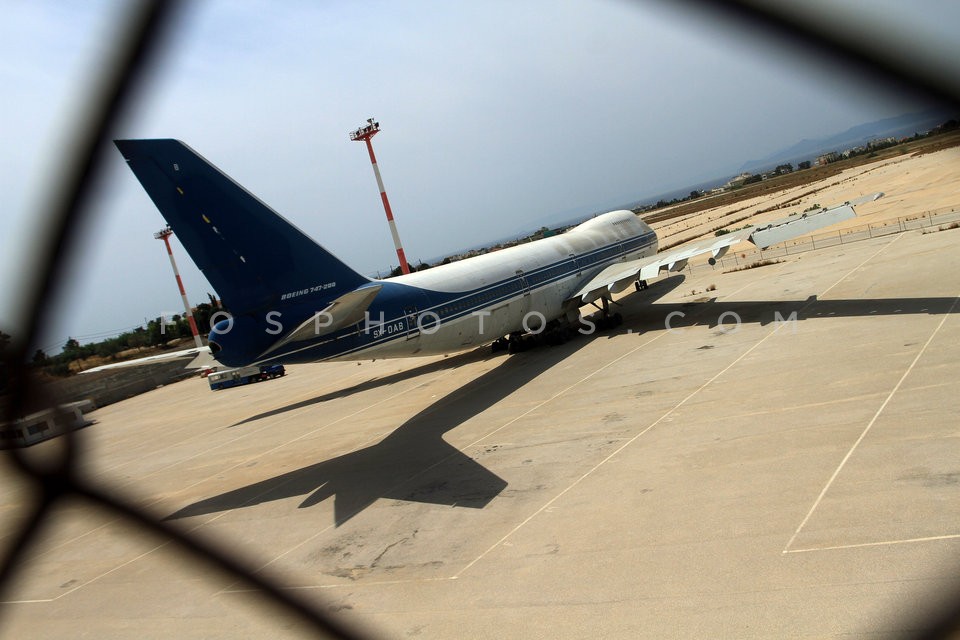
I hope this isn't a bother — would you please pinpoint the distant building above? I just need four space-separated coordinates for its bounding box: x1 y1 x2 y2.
724 172 753 189
816 151 839 165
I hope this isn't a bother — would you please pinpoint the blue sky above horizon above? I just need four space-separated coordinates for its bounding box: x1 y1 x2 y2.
1 1 956 351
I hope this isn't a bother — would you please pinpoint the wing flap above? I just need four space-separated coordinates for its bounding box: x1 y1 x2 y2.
573 256 660 304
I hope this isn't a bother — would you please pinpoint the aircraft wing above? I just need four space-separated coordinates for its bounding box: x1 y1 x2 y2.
570 197 880 306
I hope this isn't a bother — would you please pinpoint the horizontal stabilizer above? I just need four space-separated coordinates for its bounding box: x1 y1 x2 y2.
79 346 209 374
185 349 217 370
259 285 383 357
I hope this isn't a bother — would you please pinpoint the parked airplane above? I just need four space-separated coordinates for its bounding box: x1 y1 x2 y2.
116 139 875 368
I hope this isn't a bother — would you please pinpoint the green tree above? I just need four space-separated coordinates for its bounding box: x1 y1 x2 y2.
63 337 81 360
193 303 214 335
126 327 150 349
146 319 166 346
390 263 414 277
95 338 119 358
774 163 793 175
177 316 194 339
45 362 72 377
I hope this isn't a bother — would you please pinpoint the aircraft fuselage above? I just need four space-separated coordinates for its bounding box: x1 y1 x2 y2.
209 210 656 366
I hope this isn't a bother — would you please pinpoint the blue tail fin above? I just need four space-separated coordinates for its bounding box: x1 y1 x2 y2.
115 139 369 316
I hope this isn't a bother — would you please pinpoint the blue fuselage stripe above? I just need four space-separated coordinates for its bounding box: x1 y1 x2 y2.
420 231 656 324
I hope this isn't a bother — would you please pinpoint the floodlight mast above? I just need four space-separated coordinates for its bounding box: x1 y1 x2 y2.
154 226 204 348
350 118 411 275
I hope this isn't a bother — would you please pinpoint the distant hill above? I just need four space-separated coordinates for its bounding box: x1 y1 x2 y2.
738 107 956 174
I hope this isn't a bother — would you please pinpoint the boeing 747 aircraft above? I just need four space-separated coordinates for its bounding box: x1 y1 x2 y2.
115 139 873 368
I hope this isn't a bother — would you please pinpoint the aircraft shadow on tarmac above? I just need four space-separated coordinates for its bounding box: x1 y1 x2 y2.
621 293 960 333
168 340 590 527
230 348 497 428
567 273 956 336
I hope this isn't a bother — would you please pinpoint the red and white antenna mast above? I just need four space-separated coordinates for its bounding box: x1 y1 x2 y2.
350 118 411 275
154 226 204 349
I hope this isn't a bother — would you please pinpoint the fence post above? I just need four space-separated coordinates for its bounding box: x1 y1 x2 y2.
868 224 873 238
839 230 844 245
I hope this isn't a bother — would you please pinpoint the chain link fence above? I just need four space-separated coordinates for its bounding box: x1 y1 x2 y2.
2 2 959 638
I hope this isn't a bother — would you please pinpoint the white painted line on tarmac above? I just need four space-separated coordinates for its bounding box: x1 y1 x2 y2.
1 541 173 605
818 233 903 299
783 286 960 554
785 533 960 554
97 367 371 476
221 575 456 595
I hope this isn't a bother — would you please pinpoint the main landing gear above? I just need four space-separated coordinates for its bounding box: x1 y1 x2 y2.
492 332 534 354
593 296 623 330
491 336 510 353
501 324 573 354
491 320 576 355
635 279 649 291
491 297 625 355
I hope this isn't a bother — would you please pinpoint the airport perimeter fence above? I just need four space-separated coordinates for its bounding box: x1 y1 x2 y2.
692 205 960 273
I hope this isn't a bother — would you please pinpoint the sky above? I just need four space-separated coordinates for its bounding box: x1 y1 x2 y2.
0 0 956 353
